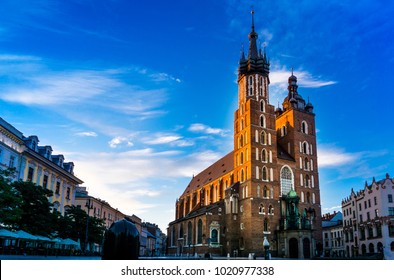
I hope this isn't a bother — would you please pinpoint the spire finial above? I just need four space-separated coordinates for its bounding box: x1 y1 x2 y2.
251 9 255 31
291 67 294 76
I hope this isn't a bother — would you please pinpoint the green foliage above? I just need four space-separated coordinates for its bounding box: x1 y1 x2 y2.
11 179 57 236
63 205 106 250
0 168 22 227
0 167 106 247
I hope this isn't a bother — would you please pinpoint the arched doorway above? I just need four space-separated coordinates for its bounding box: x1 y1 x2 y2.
303 238 311 259
289 238 298 258
361 244 367 255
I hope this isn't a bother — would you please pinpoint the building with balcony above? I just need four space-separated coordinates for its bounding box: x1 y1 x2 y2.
0 117 83 215
342 173 394 259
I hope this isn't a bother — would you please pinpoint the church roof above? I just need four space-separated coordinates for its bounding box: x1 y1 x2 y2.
180 151 234 198
277 143 295 161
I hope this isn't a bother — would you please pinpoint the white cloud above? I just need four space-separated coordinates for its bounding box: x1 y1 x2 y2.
108 136 134 148
144 134 182 145
75 131 98 137
188 123 228 136
317 145 359 168
270 67 337 89
0 54 41 61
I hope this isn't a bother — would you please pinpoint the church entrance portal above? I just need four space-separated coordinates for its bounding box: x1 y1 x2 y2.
289 238 298 258
303 238 311 259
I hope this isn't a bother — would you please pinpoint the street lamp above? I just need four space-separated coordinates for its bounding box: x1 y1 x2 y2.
263 236 270 260
85 198 93 253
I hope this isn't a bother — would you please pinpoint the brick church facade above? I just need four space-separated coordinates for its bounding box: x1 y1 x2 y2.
167 13 323 259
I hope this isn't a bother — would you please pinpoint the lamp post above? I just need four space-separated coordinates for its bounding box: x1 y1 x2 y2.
85 198 93 253
263 236 270 260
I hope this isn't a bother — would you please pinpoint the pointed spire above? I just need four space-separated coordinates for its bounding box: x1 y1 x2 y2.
251 9 255 32
248 10 258 60
240 43 246 61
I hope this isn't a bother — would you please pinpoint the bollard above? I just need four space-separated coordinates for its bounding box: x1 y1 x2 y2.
102 218 139 260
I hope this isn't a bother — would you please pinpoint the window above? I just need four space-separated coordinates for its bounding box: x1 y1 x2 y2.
259 204 265 214
262 167 268 181
389 225 394 237
389 194 393 203
249 76 253 96
260 100 265 112
280 166 294 196
367 212 370 221
305 174 310 187
260 115 266 128
268 205 273 215
27 167 34 181
171 227 176 246
43 175 48 189
368 199 371 208
261 149 267 162
66 187 70 200
211 229 218 243
9 155 16 168
263 186 268 198
374 197 377 205
281 126 286 137
263 219 269 232
389 207 394 216
187 222 192 245
301 121 308 134
260 131 266 145
55 181 60 195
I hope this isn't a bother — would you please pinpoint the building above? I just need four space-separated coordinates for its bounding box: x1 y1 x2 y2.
143 222 166 257
322 211 344 257
342 173 394 259
167 12 322 259
0 117 24 178
0 117 83 215
74 187 125 228
74 187 126 252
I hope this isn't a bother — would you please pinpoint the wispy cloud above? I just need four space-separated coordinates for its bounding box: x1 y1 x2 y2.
0 54 180 138
270 66 337 89
317 145 360 168
144 134 182 145
188 123 229 136
75 131 98 137
317 144 389 181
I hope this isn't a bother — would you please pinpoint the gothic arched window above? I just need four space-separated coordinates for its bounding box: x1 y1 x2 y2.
260 115 266 128
280 166 294 196
260 131 266 145
197 219 203 244
301 121 308 134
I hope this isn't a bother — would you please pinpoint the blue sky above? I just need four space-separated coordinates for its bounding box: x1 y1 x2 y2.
1 0 393 232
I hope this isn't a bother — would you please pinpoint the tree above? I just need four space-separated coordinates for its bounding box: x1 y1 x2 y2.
0 168 22 227
63 205 106 251
12 179 57 236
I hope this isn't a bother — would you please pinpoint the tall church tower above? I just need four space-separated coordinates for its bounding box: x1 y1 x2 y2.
230 10 280 254
168 10 323 259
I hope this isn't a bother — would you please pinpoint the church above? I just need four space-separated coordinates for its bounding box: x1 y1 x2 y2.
167 12 323 259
